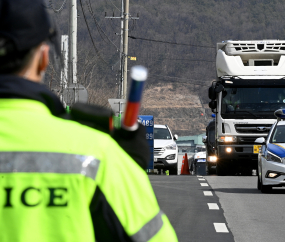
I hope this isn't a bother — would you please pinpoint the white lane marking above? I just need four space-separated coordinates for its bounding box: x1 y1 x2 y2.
198 178 205 181
214 223 229 233
200 183 209 186
203 191 213 196
197 175 203 177
207 203 219 210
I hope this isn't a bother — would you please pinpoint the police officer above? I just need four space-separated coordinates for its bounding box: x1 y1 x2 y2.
0 1 178 241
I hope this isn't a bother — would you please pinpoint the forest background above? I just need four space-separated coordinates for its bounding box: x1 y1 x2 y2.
45 0 285 136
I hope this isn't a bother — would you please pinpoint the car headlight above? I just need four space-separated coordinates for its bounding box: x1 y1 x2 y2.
217 136 237 142
266 151 282 163
166 154 176 160
165 143 177 150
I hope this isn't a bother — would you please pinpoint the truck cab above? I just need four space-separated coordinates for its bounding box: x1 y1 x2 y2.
209 40 285 175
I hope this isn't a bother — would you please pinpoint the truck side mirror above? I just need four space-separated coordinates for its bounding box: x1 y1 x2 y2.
208 86 216 100
215 83 224 93
174 134 178 140
254 137 266 144
202 136 207 143
209 100 217 109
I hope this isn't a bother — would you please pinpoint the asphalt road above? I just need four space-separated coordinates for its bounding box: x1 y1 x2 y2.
206 176 285 242
149 175 234 242
149 174 285 242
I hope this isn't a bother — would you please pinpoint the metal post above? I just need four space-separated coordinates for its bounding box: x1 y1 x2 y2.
122 0 129 99
119 0 124 99
60 35 68 89
69 0 77 103
60 35 68 107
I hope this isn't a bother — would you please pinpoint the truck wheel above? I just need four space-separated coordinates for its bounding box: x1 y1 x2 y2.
207 163 213 175
240 167 252 176
216 160 227 176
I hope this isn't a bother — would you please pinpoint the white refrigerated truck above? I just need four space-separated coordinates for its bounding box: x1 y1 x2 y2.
208 40 285 175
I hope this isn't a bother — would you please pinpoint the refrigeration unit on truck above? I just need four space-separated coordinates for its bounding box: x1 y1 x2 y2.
208 40 285 175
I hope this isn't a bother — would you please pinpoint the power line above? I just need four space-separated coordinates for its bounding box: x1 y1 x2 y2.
79 0 109 66
86 0 119 50
49 0 67 13
104 0 120 11
129 35 215 48
149 74 212 86
129 19 137 33
138 56 215 63
163 58 214 63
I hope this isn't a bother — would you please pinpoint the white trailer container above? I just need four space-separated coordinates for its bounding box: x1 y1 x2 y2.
208 40 285 175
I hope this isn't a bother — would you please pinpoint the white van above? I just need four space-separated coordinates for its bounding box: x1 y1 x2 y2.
154 124 178 174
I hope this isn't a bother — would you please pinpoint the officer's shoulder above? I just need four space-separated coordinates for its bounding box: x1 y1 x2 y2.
60 117 111 139
61 103 113 134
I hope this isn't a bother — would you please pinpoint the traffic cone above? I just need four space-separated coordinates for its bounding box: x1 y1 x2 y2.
180 156 185 174
181 153 190 175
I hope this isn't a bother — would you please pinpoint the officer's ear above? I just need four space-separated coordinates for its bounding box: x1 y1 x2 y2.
38 44 50 73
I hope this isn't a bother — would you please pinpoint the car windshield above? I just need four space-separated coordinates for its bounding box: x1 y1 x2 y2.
221 87 285 119
154 128 171 139
270 125 285 143
196 147 206 152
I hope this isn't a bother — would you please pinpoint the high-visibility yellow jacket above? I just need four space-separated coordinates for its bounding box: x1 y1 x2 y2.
0 76 178 242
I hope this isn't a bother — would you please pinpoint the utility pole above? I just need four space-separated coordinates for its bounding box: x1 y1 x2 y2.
119 0 124 99
60 35 68 106
122 0 129 99
105 0 138 99
68 0 77 103
60 0 88 107
61 35 69 89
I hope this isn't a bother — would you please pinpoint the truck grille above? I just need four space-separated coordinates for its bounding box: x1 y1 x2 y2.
235 124 272 134
154 148 165 156
237 136 259 144
227 42 285 54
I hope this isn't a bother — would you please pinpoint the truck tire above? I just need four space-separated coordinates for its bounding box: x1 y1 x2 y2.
216 160 227 176
206 163 214 175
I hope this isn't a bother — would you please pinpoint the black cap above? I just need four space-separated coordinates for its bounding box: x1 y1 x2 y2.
0 0 59 55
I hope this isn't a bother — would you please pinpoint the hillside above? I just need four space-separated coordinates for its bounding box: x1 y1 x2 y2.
45 0 285 135
140 82 212 136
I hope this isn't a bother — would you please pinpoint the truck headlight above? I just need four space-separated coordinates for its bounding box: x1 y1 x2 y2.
207 156 217 162
165 143 177 150
218 136 237 142
266 151 282 163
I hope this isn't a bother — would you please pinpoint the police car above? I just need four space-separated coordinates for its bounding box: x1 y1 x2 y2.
255 109 285 193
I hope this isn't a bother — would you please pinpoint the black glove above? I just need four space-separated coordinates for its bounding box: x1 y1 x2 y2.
68 103 112 134
63 103 150 170
112 123 150 170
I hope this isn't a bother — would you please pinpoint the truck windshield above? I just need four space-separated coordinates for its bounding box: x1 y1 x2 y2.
221 87 285 119
154 128 172 139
